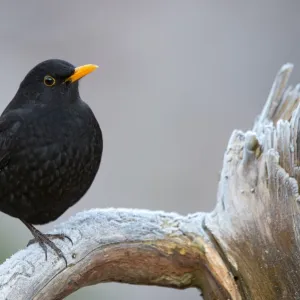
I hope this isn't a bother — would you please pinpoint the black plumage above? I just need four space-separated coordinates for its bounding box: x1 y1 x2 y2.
0 59 102 264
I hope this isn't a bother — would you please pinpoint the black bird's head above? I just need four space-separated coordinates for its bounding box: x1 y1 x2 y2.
5 59 98 112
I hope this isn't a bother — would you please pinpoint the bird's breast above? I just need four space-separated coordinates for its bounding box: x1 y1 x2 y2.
0 104 103 224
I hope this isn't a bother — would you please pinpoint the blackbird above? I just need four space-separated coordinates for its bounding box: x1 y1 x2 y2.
0 59 102 265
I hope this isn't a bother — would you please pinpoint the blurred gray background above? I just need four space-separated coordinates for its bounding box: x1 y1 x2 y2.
0 1 300 299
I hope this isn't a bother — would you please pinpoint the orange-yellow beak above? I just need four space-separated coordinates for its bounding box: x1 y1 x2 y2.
66 64 98 83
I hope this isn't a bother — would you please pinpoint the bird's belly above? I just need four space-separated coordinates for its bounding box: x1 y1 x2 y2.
0 142 101 224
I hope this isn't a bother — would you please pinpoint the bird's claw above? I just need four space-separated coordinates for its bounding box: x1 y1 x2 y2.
26 231 72 267
27 233 73 246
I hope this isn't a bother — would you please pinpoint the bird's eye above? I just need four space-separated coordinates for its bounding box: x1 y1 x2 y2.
44 75 56 87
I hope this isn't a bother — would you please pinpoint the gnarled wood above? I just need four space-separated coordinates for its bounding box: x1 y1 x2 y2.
0 209 240 300
206 63 300 299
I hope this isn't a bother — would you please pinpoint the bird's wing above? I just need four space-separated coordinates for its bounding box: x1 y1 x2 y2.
0 112 23 171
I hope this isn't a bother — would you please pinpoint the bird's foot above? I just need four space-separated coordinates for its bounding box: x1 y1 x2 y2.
22 221 72 267
27 233 73 247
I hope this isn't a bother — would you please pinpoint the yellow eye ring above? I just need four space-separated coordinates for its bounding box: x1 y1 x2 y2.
44 75 56 87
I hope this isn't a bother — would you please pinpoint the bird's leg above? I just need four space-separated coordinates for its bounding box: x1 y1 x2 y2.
21 220 72 267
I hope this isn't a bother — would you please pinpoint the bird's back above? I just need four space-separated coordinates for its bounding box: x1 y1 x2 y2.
0 102 103 224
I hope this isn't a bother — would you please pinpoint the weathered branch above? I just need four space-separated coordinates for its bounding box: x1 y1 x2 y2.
1 63 300 299
0 209 240 299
